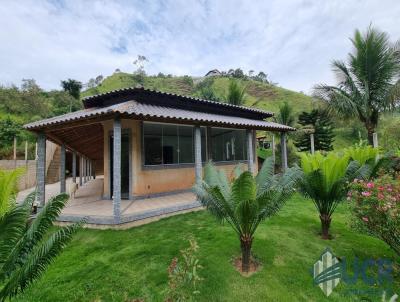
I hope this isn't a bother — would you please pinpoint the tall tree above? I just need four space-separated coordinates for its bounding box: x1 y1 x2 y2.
276 101 295 127
314 26 400 144
61 79 82 101
294 109 335 152
226 80 246 105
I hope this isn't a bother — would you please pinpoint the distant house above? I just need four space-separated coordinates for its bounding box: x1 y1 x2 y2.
24 87 294 225
205 69 221 77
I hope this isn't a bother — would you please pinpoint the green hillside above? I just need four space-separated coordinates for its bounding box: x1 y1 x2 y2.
82 73 400 151
82 72 316 116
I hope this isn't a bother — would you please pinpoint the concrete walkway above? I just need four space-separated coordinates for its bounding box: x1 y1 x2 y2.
17 176 201 229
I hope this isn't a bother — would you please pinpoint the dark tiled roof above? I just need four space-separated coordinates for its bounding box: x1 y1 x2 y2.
24 100 295 132
82 86 274 118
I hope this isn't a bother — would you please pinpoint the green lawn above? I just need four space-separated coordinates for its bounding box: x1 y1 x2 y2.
15 195 399 302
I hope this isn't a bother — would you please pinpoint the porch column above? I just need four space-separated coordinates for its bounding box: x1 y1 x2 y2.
281 132 288 171
88 159 92 181
194 126 202 183
113 117 122 222
72 152 77 183
246 129 255 174
60 144 66 193
79 156 83 186
36 132 46 206
84 158 87 183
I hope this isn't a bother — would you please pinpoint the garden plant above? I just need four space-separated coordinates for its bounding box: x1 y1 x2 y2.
0 169 81 301
297 152 361 239
194 157 300 273
349 174 400 257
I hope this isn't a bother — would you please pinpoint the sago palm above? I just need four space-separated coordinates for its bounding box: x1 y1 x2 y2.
194 157 300 272
314 26 400 145
0 170 82 301
298 152 361 239
344 145 391 179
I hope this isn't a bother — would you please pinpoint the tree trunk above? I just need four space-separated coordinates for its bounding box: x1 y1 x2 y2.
320 214 331 240
240 235 253 273
365 123 375 146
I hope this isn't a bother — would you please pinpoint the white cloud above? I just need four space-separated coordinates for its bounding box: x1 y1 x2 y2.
0 0 399 93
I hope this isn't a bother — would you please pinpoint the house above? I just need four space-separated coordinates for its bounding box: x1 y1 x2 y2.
204 69 222 77
24 87 294 225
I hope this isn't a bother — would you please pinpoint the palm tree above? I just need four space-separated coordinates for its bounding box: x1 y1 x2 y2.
314 26 400 145
0 170 82 301
276 101 295 127
226 80 246 105
194 158 300 272
297 152 361 239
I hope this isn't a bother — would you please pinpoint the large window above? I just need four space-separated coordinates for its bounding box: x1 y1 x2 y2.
210 128 247 161
143 123 247 166
143 122 196 165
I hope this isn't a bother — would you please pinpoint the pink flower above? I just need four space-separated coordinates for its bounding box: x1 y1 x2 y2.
362 217 369 222
362 191 371 197
378 193 384 200
367 182 374 189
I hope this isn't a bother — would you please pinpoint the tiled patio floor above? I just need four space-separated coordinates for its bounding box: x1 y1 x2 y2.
17 176 201 228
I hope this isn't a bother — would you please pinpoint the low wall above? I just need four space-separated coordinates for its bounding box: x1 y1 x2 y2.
0 160 37 190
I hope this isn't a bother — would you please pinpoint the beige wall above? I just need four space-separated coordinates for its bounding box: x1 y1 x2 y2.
0 160 37 190
102 119 258 198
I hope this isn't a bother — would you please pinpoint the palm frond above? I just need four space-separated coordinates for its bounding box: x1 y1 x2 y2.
0 168 25 218
0 222 81 301
0 205 29 267
0 193 69 279
255 157 275 194
231 172 256 205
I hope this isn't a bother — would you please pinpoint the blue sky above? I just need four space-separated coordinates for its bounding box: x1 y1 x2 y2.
0 0 399 93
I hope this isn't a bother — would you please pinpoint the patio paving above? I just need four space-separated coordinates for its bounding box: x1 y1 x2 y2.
17 176 202 228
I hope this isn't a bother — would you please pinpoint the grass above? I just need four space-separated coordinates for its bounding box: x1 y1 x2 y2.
14 195 399 302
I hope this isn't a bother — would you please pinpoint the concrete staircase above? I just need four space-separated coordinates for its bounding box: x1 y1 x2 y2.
46 146 61 184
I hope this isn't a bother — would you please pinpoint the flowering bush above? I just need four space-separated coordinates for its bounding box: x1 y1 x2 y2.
349 175 400 257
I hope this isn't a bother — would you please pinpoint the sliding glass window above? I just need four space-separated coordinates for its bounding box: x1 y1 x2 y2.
143 122 201 166
210 127 247 161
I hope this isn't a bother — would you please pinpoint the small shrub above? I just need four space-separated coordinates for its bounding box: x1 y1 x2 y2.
349 175 400 257
165 237 202 302
182 76 194 87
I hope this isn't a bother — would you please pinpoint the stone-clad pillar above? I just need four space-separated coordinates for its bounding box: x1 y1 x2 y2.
83 158 86 183
36 133 46 206
72 152 77 183
194 126 202 184
281 132 288 171
113 117 122 223
246 129 255 174
79 156 83 186
60 144 66 193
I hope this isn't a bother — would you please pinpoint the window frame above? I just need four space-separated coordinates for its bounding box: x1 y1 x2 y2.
141 122 250 170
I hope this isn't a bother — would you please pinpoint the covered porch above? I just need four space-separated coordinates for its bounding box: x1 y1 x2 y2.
17 176 200 228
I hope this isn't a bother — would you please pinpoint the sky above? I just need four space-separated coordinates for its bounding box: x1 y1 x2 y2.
0 0 399 93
